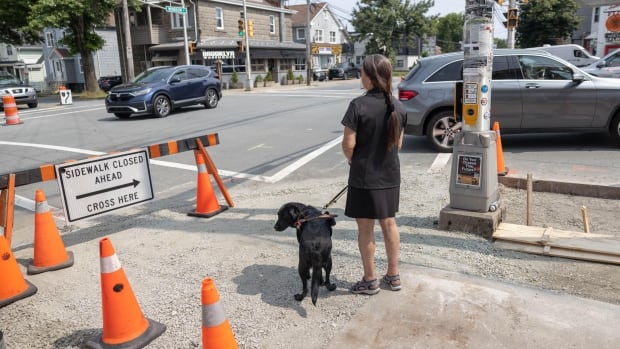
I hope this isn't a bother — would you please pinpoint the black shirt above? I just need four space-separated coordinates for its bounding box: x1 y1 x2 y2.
341 89 407 189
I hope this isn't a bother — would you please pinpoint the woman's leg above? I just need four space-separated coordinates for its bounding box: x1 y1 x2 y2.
379 217 400 278
356 218 376 281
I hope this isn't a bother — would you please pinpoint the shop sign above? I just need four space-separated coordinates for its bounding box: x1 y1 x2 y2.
202 51 235 59
318 47 333 55
605 32 620 42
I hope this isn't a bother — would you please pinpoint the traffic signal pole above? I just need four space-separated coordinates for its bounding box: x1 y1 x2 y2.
506 0 518 49
242 0 252 91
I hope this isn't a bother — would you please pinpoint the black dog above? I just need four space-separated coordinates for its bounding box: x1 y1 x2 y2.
274 202 337 305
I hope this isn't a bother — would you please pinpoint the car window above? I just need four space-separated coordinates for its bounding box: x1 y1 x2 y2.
604 52 620 67
426 60 463 82
518 55 573 80
172 70 187 81
491 56 519 80
188 67 207 79
134 68 173 83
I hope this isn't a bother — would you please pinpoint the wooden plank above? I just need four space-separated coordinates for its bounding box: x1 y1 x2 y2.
494 240 620 265
493 223 620 256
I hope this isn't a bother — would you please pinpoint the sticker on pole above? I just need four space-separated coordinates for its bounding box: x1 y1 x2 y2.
55 149 154 222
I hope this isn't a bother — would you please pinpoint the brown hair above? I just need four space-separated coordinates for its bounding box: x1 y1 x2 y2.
362 54 400 151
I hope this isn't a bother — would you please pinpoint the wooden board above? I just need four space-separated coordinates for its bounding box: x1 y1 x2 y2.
493 223 620 256
493 222 620 264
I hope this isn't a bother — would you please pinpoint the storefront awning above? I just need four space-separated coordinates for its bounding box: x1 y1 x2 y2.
250 49 306 59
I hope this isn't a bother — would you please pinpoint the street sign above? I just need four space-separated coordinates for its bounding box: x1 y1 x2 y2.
55 149 154 222
165 6 187 13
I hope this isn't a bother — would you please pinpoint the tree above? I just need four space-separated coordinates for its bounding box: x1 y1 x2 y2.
27 0 119 93
351 0 435 61
516 0 580 48
435 13 464 53
0 0 41 45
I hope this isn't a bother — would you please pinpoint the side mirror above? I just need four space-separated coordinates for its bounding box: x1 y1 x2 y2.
572 71 586 82
596 61 606 68
169 76 181 84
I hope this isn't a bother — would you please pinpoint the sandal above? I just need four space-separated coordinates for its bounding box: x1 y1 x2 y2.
381 274 402 291
350 278 380 295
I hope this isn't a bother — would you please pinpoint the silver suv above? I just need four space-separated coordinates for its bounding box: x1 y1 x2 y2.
397 49 620 152
0 72 38 108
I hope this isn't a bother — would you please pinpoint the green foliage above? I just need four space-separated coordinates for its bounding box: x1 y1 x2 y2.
265 71 273 81
255 74 263 82
296 74 304 82
494 38 508 49
287 67 294 80
516 0 581 48
351 0 435 58
0 0 41 45
231 71 239 83
435 13 464 53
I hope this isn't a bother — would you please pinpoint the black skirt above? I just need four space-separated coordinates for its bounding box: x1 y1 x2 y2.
344 186 400 219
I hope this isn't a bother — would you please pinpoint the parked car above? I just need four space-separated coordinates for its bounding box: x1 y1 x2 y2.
328 62 360 80
532 44 599 67
98 75 123 92
0 72 38 109
581 48 620 78
312 67 326 81
105 65 221 119
397 49 620 152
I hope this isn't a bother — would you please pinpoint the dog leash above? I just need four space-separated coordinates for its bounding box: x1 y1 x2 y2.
322 185 348 211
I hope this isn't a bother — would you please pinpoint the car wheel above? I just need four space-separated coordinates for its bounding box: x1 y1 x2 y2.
153 95 171 118
610 112 620 145
425 110 462 153
114 112 131 119
27 102 38 108
204 88 218 109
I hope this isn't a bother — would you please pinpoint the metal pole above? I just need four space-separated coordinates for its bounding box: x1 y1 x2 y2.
306 0 311 86
182 0 190 64
507 0 516 49
242 0 252 91
122 0 134 80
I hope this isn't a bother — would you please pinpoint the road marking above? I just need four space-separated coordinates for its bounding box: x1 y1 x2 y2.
428 153 452 172
20 107 105 120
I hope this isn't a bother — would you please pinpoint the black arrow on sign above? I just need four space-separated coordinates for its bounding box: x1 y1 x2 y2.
76 179 140 200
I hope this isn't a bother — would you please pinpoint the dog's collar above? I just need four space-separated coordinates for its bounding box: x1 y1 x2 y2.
294 213 338 229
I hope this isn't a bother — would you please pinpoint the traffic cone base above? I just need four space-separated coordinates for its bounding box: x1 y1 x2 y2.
188 204 228 218
27 251 74 275
0 235 38 308
85 318 166 349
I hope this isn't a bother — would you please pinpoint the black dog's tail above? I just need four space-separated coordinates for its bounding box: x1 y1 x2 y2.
310 243 323 306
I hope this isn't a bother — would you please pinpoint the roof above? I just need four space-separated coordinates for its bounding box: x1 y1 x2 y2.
288 2 327 26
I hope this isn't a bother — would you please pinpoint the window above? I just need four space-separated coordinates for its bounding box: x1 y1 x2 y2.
215 8 223 29
296 28 306 41
314 29 323 42
6 46 12 56
604 51 620 67
294 58 306 71
594 7 600 23
269 16 275 33
427 61 463 82
46 32 55 47
329 31 336 43
171 11 193 29
491 56 518 79
518 55 573 80
396 60 404 68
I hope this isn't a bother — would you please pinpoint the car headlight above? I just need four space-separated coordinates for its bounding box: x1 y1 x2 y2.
131 87 152 96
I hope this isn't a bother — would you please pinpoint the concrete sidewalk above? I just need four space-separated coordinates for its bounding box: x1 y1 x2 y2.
328 265 620 349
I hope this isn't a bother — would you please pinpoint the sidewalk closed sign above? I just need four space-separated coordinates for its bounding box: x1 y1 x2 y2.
55 149 154 222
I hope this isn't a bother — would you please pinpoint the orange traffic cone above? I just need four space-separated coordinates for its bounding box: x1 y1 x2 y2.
0 235 37 308
493 121 508 176
202 278 238 349
188 150 228 218
2 95 23 126
27 189 74 275
85 237 166 349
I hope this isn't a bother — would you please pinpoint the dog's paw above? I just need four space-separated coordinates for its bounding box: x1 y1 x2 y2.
326 283 337 291
294 292 306 301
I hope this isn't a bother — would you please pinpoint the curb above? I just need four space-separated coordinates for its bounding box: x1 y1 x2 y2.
498 175 620 200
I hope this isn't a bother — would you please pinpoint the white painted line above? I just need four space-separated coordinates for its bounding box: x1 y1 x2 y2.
428 153 452 172
22 107 105 120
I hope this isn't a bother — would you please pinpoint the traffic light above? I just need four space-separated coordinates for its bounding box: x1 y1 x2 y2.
248 20 254 37
507 8 518 29
238 19 245 37
189 41 196 54
237 40 245 53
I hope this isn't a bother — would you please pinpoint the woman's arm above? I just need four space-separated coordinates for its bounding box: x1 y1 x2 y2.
342 126 356 164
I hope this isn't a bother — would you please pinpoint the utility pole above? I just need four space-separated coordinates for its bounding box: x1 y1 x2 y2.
122 0 134 81
181 0 190 64
242 0 252 91
506 0 517 49
306 0 312 86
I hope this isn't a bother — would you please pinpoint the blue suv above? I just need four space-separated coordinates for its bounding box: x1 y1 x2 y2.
105 65 221 118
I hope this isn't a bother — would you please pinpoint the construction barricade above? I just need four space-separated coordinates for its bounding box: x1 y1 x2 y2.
2 95 23 126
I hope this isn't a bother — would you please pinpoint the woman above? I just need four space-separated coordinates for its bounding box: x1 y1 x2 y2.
341 54 407 295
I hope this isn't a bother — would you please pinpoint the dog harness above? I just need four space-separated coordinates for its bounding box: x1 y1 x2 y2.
294 213 338 229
